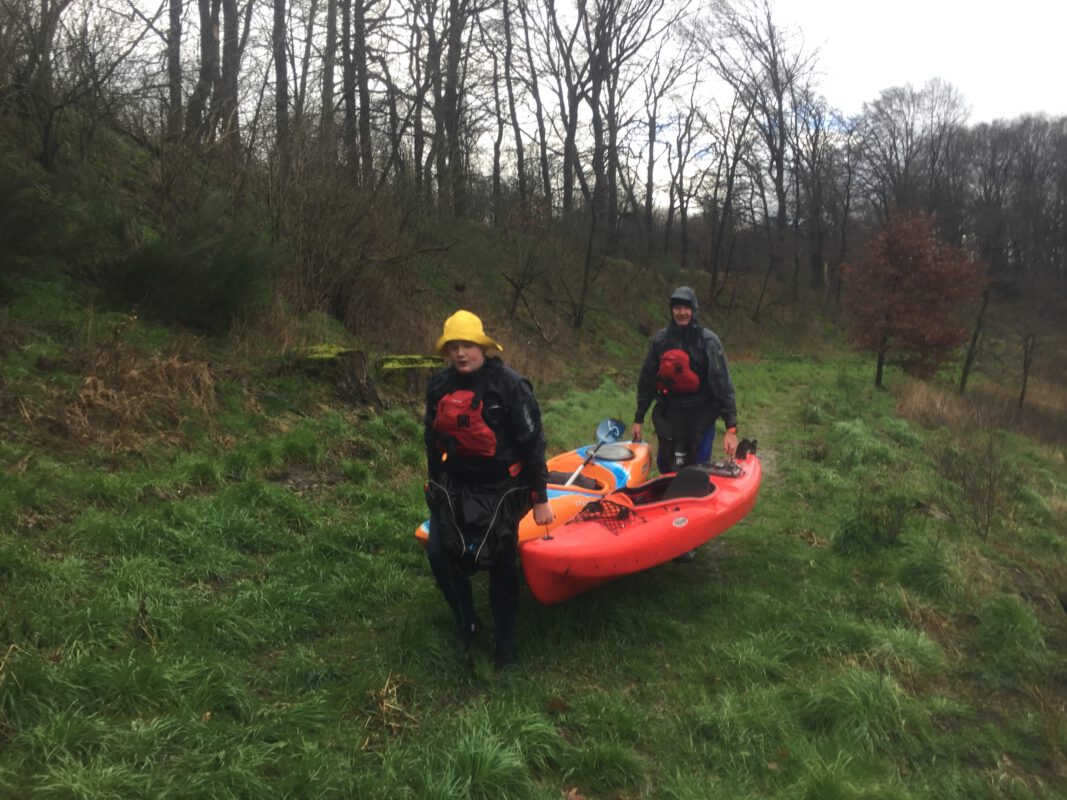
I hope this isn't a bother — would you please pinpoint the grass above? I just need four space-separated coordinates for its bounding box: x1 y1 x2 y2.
2 289 1066 798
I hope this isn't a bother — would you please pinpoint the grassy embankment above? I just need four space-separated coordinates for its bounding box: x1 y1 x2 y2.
1 274 1065 799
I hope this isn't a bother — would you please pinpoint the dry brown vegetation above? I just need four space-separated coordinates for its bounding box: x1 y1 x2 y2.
17 340 217 452
894 375 1067 448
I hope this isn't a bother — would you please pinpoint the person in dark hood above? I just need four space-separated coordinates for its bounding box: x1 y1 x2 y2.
632 286 739 479
423 310 554 670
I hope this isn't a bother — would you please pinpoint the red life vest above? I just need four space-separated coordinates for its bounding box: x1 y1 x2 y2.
434 389 498 459
656 348 701 395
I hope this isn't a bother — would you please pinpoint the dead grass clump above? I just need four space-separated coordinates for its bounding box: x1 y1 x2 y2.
894 377 1067 446
894 379 1002 432
971 377 1067 446
26 341 216 451
362 673 418 750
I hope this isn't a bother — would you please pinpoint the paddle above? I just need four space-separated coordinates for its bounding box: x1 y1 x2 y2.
562 417 626 487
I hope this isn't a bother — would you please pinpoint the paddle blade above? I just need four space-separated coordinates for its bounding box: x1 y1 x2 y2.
595 418 626 445
563 418 627 486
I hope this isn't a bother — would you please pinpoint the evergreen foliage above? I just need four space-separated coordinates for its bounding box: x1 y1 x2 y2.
108 194 272 333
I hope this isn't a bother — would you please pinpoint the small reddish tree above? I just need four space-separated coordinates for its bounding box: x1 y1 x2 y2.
844 213 987 387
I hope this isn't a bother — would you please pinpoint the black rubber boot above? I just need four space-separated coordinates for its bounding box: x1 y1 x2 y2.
494 643 518 671
459 617 482 653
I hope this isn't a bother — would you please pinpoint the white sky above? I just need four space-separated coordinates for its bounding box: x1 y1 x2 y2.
774 0 1066 123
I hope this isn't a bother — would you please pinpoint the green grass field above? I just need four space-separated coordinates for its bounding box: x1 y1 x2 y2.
2 300 1066 798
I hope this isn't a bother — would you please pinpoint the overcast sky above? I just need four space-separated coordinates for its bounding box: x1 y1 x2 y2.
773 0 1066 123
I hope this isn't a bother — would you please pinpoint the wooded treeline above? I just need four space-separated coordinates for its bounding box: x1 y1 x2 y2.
2 0 1064 329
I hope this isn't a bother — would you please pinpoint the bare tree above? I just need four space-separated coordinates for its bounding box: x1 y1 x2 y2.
218 0 243 160
663 80 704 267
501 0 526 206
698 95 754 296
639 37 692 263
855 79 967 224
272 0 289 160
186 0 220 142
165 0 181 140
697 0 814 279
292 0 321 128
921 78 969 224
591 0 675 244
544 0 591 217
320 0 337 159
517 0 552 215
789 86 831 290
3 0 160 166
442 0 471 213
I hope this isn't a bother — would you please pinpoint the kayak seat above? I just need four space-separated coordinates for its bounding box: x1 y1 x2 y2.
662 467 714 500
546 470 600 491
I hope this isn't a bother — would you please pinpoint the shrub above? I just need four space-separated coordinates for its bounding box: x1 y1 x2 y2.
0 160 66 277
108 194 271 333
898 539 956 599
279 427 325 468
833 495 916 556
827 420 893 469
433 719 537 800
882 416 923 448
797 668 914 753
974 595 1048 685
933 431 1020 539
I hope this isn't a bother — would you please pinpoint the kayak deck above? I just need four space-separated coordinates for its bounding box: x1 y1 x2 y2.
520 454 762 604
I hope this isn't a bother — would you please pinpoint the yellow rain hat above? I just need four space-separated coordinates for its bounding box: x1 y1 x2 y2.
435 310 503 355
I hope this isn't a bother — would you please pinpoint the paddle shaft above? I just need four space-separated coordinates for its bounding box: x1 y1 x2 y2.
562 442 602 486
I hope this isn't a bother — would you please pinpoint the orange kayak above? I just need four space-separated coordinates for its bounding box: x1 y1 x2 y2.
414 441 653 547
521 453 762 604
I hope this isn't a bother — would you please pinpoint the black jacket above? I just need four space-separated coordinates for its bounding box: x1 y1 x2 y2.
634 320 738 430
424 357 549 504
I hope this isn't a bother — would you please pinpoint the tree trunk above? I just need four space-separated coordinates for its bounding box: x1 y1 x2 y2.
958 286 989 394
272 0 289 160
185 0 221 141
219 0 241 160
353 0 373 180
1018 333 1036 410
443 0 466 216
605 77 620 254
428 20 449 210
166 0 183 141
380 60 404 181
33 0 76 167
320 0 337 160
295 0 320 125
518 0 551 217
341 0 357 169
410 24 426 193
491 48 503 221
561 92 579 216
502 0 526 205
644 107 657 264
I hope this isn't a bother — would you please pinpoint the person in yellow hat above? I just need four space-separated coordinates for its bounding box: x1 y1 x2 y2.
423 310 554 670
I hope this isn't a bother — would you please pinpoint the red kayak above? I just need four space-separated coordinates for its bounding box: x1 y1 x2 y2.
520 452 762 604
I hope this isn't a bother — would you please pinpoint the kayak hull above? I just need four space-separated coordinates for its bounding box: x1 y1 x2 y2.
520 454 762 604
414 441 652 547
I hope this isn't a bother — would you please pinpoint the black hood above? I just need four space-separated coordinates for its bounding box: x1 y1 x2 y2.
669 286 698 312
669 285 701 332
